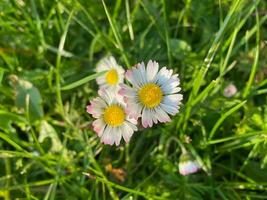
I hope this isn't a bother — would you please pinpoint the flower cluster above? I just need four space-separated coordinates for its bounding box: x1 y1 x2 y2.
87 56 183 146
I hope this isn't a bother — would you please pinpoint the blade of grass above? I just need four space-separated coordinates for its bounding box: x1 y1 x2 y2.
0 68 5 85
61 71 107 91
0 150 33 158
220 28 238 75
207 131 264 145
55 10 74 115
209 100 247 140
29 0 45 48
161 0 172 66
243 5 260 98
4 158 11 200
101 0 130 67
191 79 219 106
126 0 134 40
0 132 27 152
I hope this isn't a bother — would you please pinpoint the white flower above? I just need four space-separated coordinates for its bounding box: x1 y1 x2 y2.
223 84 237 98
96 56 125 92
179 152 200 176
119 60 183 128
86 88 137 146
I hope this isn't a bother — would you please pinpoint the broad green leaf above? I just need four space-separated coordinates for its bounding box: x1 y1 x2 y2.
39 120 63 152
169 39 191 60
11 75 44 121
61 71 107 90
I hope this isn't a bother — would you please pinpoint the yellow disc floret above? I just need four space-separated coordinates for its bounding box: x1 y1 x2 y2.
105 69 119 85
103 105 125 127
138 83 163 108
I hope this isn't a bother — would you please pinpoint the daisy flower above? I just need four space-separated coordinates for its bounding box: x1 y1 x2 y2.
96 56 125 92
119 60 183 128
86 89 137 146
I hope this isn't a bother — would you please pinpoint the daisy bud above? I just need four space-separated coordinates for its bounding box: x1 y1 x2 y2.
179 152 200 176
223 84 237 98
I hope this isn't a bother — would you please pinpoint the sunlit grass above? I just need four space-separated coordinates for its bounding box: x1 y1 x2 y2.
0 0 267 199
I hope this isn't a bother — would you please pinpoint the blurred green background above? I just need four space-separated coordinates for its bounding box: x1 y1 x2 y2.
0 0 267 199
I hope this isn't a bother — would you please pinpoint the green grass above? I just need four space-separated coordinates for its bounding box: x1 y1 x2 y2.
1 0 267 199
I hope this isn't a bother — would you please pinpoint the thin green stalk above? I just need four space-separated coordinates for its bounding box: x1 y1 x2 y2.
0 132 27 153
55 10 74 116
29 0 46 48
126 0 134 40
162 0 172 66
207 131 264 145
209 101 247 140
220 28 238 75
239 143 259 172
23 175 31 200
4 158 11 200
255 88 267 95
243 6 260 98
101 0 130 67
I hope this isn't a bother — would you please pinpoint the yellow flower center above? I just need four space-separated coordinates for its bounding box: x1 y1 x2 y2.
103 105 125 127
105 69 119 85
138 83 163 108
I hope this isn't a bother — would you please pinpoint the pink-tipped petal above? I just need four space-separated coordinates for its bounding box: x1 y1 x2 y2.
86 105 93 114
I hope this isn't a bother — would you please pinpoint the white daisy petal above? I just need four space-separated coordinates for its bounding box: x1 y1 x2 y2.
86 103 104 118
96 76 106 85
142 108 153 128
160 103 178 116
98 88 113 104
155 67 172 86
132 67 144 87
109 56 117 67
114 127 122 146
164 94 183 104
119 83 137 97
121 123 134 143
92 118 106 137
125 69 139 88
126 101 142 119
146 60 159 82
138 62 148 84
125 121 138 132
101 126 113 145
150 109 159 124
161 76 180 94
155 106 171 123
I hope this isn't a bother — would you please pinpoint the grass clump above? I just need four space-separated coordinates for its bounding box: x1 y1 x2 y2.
0 0 267 199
